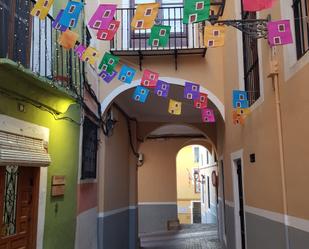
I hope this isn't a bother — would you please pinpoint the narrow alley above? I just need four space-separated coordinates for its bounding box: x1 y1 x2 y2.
0 0 308 249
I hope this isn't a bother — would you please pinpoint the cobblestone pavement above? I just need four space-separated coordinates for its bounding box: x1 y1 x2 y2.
140 224 224 249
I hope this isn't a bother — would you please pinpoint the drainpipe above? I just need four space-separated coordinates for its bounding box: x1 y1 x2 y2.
268 47 290 249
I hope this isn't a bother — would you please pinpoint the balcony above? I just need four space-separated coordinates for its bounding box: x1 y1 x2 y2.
110 1 226 69
0 0 85 97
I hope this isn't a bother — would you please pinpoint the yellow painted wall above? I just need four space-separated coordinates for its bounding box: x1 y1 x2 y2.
176 145 202 224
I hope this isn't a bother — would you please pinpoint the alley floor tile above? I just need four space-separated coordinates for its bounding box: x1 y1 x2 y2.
140 224 224 249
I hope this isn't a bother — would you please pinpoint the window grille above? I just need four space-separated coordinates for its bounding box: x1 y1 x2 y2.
293 0 309 59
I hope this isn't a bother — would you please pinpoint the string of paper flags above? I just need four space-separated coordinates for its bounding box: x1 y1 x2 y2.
30 0 296 124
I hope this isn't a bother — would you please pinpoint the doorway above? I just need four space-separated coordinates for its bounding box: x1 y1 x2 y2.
192 201 202 223
232 155 246 249
0 166 39 249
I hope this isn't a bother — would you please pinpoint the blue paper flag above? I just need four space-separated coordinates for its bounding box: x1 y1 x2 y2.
233 90 249 109
59 1 83 29
118 65 136 84
133 86 150 103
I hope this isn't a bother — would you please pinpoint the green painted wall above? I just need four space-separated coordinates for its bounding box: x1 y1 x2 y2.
0 74 81 249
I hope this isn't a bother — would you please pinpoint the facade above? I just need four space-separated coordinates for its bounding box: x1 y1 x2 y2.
1 0 308 249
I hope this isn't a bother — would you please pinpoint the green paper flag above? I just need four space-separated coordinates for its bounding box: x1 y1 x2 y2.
98 52 119 73
148 25 171 47
183 0 210 24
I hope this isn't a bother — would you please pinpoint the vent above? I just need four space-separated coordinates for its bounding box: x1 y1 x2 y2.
0 131 51 166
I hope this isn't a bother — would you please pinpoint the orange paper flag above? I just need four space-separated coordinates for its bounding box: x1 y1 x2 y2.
58 30 79 50
204 25 226 48
131 3 160 29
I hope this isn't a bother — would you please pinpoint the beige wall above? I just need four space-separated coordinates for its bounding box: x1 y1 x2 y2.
98 107 137 212
217 0 309 220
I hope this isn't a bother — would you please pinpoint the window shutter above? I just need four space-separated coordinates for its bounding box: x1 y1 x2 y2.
0 131 51 166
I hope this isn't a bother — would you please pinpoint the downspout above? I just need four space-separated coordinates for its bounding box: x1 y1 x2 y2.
268 47 290 249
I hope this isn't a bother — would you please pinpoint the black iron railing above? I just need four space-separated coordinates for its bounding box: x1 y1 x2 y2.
0 0 84 95
111 1 225 53
293 0 309 59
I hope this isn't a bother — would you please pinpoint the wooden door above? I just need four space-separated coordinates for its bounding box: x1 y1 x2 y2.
0 166 39 249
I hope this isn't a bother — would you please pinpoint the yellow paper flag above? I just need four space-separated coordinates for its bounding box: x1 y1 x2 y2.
58 30 79 50
204 25 226 48
31 0 55 20
82 47 100 66
168 99 182 115
236 108 250 117
131 3 160 30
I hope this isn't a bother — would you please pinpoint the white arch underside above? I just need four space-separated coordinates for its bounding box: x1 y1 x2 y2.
100 77 225 120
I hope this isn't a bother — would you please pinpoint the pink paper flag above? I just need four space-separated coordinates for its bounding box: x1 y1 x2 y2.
97 20 120 41
267 20 293 47
88 4 117 30
242 0 275 12
141 69 159 88
202 108 215 123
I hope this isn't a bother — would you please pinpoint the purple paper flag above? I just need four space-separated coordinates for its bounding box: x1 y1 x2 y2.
267 20 293 47
202 108 215 123
74 44 86 59
99 70 117 83
88 4 117 30
52 10 68 31
184 82 200 100
154 80 170 98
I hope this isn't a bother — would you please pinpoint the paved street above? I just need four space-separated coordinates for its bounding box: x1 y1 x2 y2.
140 224 224 249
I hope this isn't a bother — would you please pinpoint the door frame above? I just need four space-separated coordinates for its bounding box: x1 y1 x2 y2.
191 201 201 224
0 114 49 249
230 150 247 249
218 156 227 246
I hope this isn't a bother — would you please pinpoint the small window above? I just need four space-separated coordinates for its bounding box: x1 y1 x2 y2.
81 118 98 179
43 1 49 7
94 20 102 28
194 146 200 163
189 14 197 23
70 19 75 27
293 0 309 59
103 10 111 17
159 29 166 36
136 20 144 28
69 5 76 13
108 58 114 65
144 80 149 86
152 39 159 46
144 8 152 16
196 2 204 10
100 32 108 39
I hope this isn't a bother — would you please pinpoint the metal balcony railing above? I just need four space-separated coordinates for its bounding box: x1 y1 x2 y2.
0 0 85 96
110 1 226 59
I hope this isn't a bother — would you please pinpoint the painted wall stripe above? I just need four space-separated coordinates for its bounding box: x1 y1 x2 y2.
224 201 309 233
138 202 177 205
98 206 137 218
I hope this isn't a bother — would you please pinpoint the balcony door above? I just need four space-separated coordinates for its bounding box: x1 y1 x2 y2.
124 0 188 49
0 166 39 249
0 0 32 67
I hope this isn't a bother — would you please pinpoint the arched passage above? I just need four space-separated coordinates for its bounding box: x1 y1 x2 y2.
97 80 225 248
